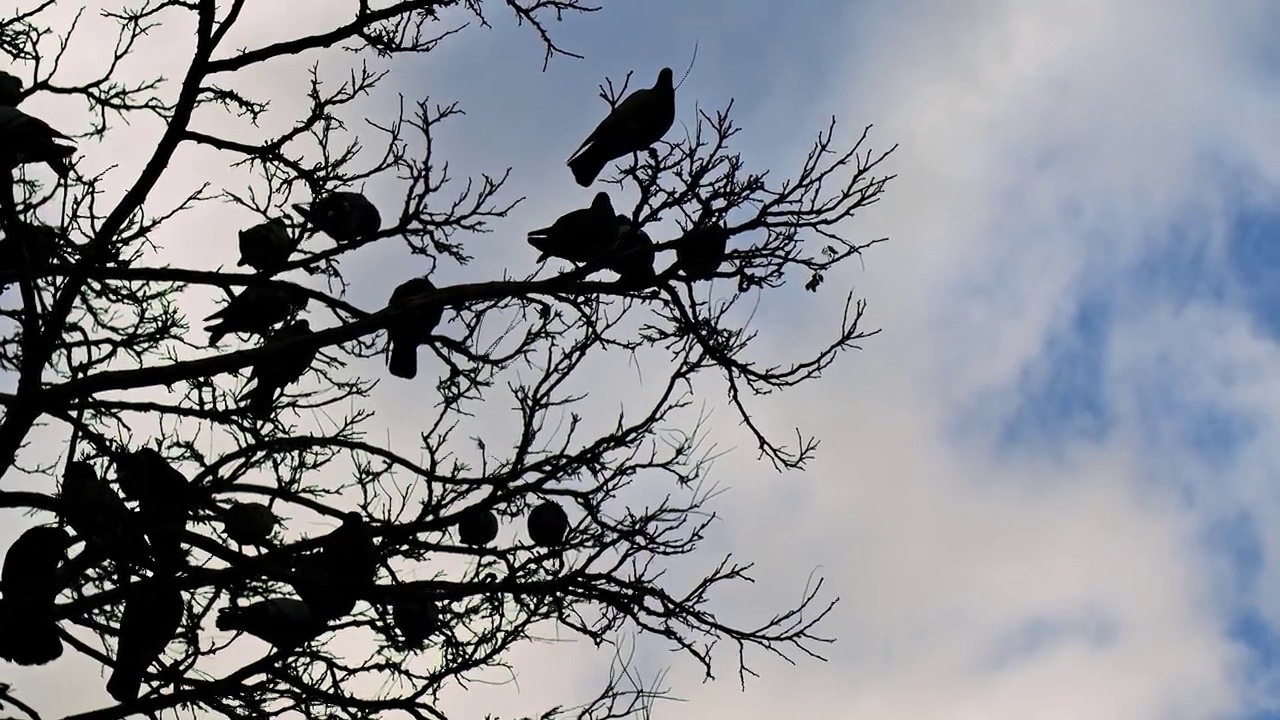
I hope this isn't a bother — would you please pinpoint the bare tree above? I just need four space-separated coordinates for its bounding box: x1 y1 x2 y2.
0 2 896 720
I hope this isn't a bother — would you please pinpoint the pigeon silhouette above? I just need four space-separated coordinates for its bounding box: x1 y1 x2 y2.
0 72 22 107
58 461 151 569
217 597 327 648
114 449 197 573
242 320 318 419
527 501 570 548
105 575 183 702
385 276 445 380
390 582 442 647
457 508 499 547
205 282 309 346
292 191 381 244
237 218 298 273
674 223 730 281
0 106 75 178
0 221 60 289
527 192 622 266
289 511 378 622
607 216 656 282
220 502 278 547
0 526 72 666
567 68 675 187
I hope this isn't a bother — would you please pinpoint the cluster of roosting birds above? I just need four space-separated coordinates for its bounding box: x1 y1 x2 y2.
0 448 571 701
0 66 731 414
0 66 716 700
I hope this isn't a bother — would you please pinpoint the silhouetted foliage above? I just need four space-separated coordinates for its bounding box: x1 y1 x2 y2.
0 2 897 720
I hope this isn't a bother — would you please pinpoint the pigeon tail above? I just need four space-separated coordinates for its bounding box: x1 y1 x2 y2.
244 382 277 419
106 668 143 703
0 615 64 666
387 340 417 380
215 606 246 632
568 145 610 188
205 325 228 347
46 154 70 180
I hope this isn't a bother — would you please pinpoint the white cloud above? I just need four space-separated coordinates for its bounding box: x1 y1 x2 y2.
11 1 1280 719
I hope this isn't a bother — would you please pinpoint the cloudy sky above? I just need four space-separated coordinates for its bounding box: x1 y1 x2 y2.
9 0 1280 719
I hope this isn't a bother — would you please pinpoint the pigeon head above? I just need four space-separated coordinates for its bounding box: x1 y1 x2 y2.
0 72 22 106
129 447 166 465
656 67 674 89
35 525 74 550
590 192 614 215
63 461 97 486
280 284 311 311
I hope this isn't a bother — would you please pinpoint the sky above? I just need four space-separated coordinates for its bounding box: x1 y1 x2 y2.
7 0 1280 719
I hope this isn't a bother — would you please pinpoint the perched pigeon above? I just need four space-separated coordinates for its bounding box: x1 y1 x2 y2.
0 72 22 107
114 449 197 573
105 575 183 702
0 526 72 666
216 597 326 648
242 320 318 419
527 192 622 266
0 221 59 289
0 106 75 178
673 223 730 281
567 68 676 187
456 508 499 547
115 448 195 512
526 501 570 548
58 461 151 568
289 511 378 622
385 276 445 380
220 502 278 547
607 216 656 282
292 192 381 244
204 282 309 346
237 218 298 273
390 582 442 647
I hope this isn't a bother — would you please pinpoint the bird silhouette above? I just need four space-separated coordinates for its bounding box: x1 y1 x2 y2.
0 106 75 178
385 276 445 380
0 221 59 289
220 502 278 547
204 282 309 346
567 68 676 187
217 597 327 648
527 501 570 548
674 223 730 281
114 449 197 573
457 508 499 547
0 72 22 107
115 449 194 511
105 575 183 702
390 582 442 647
292 191 381 244
58 461 151 570
241 319 318 419
289 511 378 622
527 192 622 266
0 526 72 666
237 218 298 273
607 216 656 282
